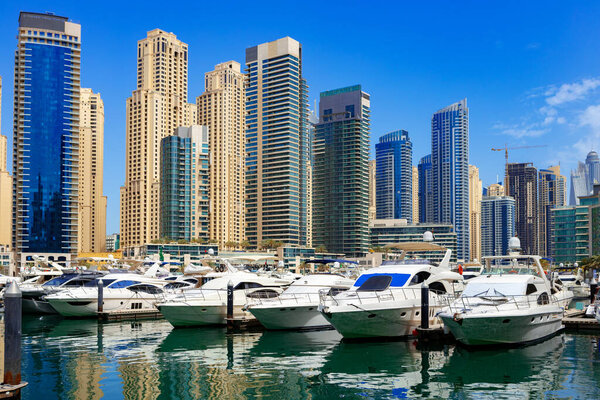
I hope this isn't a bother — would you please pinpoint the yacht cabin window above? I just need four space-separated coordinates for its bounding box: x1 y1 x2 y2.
357 275 392 291
409 272 431 286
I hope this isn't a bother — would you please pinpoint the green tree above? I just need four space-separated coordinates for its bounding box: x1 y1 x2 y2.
240 240 250 250
225 241 238 250
315 245 327 254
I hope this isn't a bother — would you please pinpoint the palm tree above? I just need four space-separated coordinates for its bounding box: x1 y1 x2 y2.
315 245 327 254
240 240 250 250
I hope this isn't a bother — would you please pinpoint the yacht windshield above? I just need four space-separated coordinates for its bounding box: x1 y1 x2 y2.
357 275 393 291
108 280 141 289
43 274 77 286
354 273 410 289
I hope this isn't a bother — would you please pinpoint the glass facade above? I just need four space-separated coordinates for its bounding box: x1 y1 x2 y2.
13 13 80 256
313 85 370 257
506 163 538 255
160 127 209 241
481 196 515 257
551 206 590 263
418 154 433 223
431 99 469 261
375 130 412 221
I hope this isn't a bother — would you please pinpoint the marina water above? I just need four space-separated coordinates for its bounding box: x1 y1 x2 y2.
20 316 600 399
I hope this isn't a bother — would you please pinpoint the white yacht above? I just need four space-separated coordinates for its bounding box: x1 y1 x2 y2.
157 272 292 327
45 273 168 317
439 237 570 346
246 274 354 330
19 271 105 314
318 242 463 339
554 264 590 299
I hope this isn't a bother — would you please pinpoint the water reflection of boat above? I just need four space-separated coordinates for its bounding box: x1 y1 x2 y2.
438 334 564 385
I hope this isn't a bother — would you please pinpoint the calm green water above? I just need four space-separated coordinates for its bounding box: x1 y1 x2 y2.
20 316 600 399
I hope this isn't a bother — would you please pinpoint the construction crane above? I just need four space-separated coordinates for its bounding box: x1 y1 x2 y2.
491 144 548 165
491 144 549 195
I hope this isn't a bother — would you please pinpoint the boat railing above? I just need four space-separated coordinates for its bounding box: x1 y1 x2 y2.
442 293 563 314
246 291 322 306
161 288 229 303
319 287 454 307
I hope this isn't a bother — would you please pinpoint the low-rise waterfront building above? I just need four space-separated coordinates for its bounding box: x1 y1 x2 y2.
276 246 316 272
370 219 457 263
106 233 120 252
122 243 219 262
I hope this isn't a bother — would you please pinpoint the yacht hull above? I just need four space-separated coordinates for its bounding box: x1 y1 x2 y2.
321 303 441 339
249 304 330 330
22 297 57 314
159 303 253 327
48 295 158 317
440 310 564 346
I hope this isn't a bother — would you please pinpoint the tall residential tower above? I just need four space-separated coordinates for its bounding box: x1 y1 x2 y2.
375 130 413 222
12 12 81 260
538 166 566 257
197 61 245 247
506 162 538 254
245 37 310 248
313 85 370 256
79 88 107 253
418 154 433 223
469 165 482 261
120 29 196 249
431 99 470 260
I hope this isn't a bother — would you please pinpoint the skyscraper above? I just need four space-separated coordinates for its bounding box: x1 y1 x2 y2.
12 12 81 260
375 130 413 221
418 154 433 223
0 134 11 249
412 166 419 223
469 165 482 261
369 160 376 221
506 162 538 254
160 126 209 241
245 37 310 248
121 29 196 249
570 151 600 204
538 165 566 257
197 61 245 247
79 88 107 253
313 85 370 256
481 196 515 257
431 99 470 260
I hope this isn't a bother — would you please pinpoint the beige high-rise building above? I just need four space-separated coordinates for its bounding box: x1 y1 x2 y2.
79 89 107 253
412 166 419 223
539 165 566 256
0 134 11 249
488 183 505 196
369 160 376 221
469 165 482 261
120 29 196 248
197 62 245 247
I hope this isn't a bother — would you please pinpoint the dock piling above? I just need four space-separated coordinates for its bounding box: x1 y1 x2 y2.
3 281 21 388
421 283 429 330
226 280 234 331
590 276 597 304
97 279 104 316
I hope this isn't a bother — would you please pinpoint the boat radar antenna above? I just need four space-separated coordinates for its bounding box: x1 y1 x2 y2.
508 236 521 256
423 231 434 242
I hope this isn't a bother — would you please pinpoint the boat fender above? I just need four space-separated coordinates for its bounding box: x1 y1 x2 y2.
453 313 463 325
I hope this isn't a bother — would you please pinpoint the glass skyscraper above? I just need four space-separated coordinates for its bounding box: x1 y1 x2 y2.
481 196 515 257
569 151 600 205
160 126 209 241
418 154 433 223
245 37 310 248
431 99 470 261
506 162 538 255
313 85 370 257
375 130 413 222
12 12 81 259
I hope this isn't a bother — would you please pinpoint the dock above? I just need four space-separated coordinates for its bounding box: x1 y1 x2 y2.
0 382 27 399
98 309 163 322
225 317 263 332
563 309 600 331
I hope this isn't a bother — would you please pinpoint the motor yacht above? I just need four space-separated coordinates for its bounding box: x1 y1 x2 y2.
318 240 464 339
439 237 570 346
246 274 354 330
554 264 590 299
157 272 292 327
19 271 105 314
45 273 168 317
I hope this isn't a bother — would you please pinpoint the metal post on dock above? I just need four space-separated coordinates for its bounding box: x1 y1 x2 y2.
226 280 234 331
590 275 598 304
4 281 22 387
421 283 429 330
97 279 104 316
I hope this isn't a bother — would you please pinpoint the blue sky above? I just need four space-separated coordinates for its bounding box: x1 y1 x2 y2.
1 1 599 234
